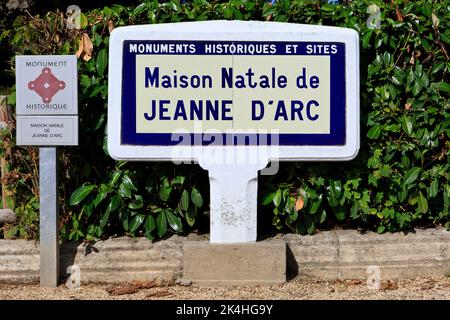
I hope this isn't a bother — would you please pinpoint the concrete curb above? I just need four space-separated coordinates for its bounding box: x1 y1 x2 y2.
284 228 450 280
0 235 190 283
0 229 449 284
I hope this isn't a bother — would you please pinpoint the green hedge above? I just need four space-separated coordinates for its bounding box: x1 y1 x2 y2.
0 0 448 240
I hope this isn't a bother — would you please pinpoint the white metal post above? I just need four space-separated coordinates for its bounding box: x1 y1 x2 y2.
39 147 59 287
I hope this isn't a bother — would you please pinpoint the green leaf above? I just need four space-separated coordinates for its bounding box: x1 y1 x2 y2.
129 214 145 233
144 215 156 233
80 74 90 88
122 217 129 232
171 176 186 185
186 208 196 227
377 225 386 233
431 61 445 74
122 174 138 191
403 167 421 186
181 190 189 211
440 32 450 44
165 209 183 233
321 4 334 12
319 209 327 223
118 182 132 198
436 81 450 93
191 187 203 208
402 116 413 136
96 49 108 76
70 184 95 206
367 125 382 139
390 75 401 85
428 179 439 198
398 188 408 203
445 221 450 231
159 184 172 202
406 68 415 85
167 0 179 12
444 185 450 214
304 215 315 235
100 209 110 228
128 194 143 210
362 30 373 48
412 82 422 96
95 113 105 130
109 171 122 186
132 3 147 17
289 207 298 221
84 202 94 218
262 192 276 205
99 196 121 227
382 52 391 66
306 222 315 235
309 195 323 215
417 191 428 214
79 12 88 29
335 207 346 221
328 180 342 208
93 185 108 207
273 189 282 207
106 194 121 214
350 205 358 219
420 73 429 87
156 211 167 238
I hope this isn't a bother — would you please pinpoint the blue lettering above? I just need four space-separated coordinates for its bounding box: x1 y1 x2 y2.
306 100 319 121
222 100 232 120
221 67 233 88
145 67 159 88
174 100 187 120
205 100 219 120
252 100 265 120
274 100 288 120
190 100 203 120
291 101 304 120
159 100 171 120
144 100 156 120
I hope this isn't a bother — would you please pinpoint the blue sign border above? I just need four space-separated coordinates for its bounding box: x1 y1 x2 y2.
121 40 346 146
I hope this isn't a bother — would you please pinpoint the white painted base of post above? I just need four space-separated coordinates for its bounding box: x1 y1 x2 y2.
39 147 59 287
199 161 268 243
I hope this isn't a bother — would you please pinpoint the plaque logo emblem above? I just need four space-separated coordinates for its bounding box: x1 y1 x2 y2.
28 67 66 103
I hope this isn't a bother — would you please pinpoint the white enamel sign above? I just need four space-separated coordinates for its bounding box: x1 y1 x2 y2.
107 21 360 243
108 21 360 162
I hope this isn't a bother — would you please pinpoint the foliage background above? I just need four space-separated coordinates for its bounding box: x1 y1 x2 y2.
0 0 448 241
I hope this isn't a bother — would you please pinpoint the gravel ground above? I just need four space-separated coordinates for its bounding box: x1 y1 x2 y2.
1 276 450 300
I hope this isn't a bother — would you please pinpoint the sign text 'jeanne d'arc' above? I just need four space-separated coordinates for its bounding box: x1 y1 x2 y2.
108 21 359 161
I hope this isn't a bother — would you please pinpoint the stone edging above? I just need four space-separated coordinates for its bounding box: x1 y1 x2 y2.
0 229 449 283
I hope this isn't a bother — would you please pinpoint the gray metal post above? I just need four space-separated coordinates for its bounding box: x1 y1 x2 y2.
39 147 59 287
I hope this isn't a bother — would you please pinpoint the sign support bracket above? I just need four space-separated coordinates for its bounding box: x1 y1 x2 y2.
39 147 59 287
199 158 268 243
